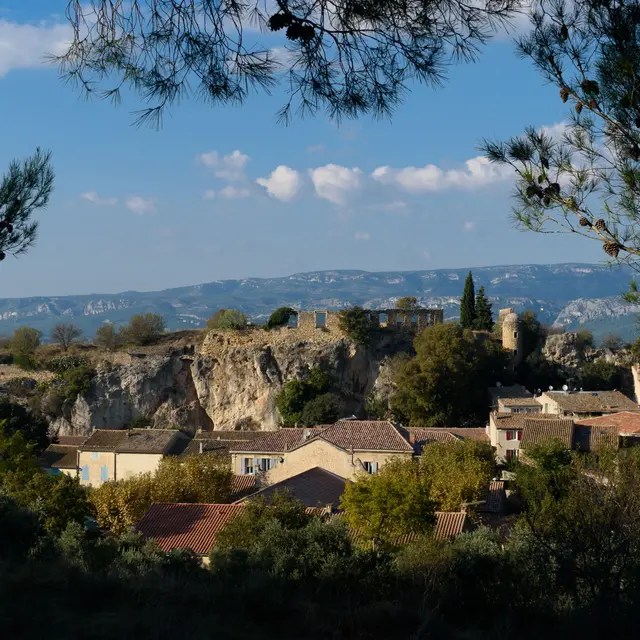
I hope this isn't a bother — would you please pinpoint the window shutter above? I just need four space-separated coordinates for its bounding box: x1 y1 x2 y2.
506 431 512 441
517 431 522 441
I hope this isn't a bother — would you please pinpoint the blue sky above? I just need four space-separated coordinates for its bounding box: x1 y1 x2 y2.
0 1 603 298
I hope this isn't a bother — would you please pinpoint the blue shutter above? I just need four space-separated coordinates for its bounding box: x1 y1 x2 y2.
81 466 89 481
100 466 109 482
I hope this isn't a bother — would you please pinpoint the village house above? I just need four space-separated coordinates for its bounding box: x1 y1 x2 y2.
77 428 189 487
575 412 640 449
42 436 87 477
536 389 639 418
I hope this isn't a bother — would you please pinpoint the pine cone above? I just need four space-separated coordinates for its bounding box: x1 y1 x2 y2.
0 251 4 261
589 98 597 109
560 87 569 103
268 12 293 31
594 218 607 231
576 102 583 114
579 217 591 227
286 23 304 40
543 196 551 206
603 242 621 258
560 24 569 41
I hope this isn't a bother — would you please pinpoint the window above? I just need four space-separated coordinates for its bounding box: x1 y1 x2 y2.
256 458 275 472
100 466 109 482
363 461 379 474
81 466 89 481
315 311 327 328
505 449 519 461
514 332 518 338
411 314 418 325
506 431 513 441
287 313 299 328
92 452 99 460
379 312 388 324
242 458 254 474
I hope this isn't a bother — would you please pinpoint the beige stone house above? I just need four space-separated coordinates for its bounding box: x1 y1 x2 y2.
77 428 189 487
230 420 415 482
488 384 541 413
536 390 639 418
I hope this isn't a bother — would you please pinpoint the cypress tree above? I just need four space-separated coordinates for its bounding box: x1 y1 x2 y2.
460 272 476 329
474 286 494 331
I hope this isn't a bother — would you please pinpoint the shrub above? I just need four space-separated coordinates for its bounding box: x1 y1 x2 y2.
579 359 625 391
94 323 123 351
266 307 296 329
207 309 248 331
396 296 418 312
276 366 336 426
338 306 372 345
46 355 88 374
10 326 41 368
300 393 340 426
120 313 166 346
51 323 83 351
601 333 623 352
575 328 595 351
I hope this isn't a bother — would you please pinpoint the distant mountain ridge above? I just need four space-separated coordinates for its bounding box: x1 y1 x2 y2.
1 263 638 341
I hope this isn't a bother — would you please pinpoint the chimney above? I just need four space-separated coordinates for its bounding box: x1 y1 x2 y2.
409 433 415 444
199 441 203 455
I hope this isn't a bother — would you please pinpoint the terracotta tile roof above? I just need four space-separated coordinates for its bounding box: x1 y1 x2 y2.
405 428 459 447
520 418 575 449
572 425 619 452
196 431 264 441
229 474 258 501
482 481 506 514
577 411 640 435
489 385 533 404
311 420 414 453
178 439 232 458
55 436 88 446
230 428 324 453
137 503 245 555
42 444 78 469
238 467 348 508
437 428 489 442
491 412 572 430
81 429 184 454
498 397 542 407
543 390 639 414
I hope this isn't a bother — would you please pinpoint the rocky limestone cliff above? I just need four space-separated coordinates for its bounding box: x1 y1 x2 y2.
51 327 410 436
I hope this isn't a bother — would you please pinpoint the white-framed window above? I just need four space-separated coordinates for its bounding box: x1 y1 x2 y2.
363 461 379 474
92 452 99 460
242 457 254 474
256 458 275 472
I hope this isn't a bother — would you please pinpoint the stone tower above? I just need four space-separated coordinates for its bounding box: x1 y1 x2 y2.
499 308 523 367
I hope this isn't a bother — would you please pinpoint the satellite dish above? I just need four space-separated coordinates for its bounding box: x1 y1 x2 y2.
549 385 554 391
496 381 502 387
562 384 569 392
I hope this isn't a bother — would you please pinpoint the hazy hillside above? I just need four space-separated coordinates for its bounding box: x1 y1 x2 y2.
1 263 637 341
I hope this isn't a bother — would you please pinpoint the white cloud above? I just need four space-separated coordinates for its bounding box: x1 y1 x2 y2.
372 156 513 193
203 190 216 200
354 231 371 241
463 221 476 232
307 144 325 153
0 20 72 77
196 149 250 181
125 196 156 215
540 121 569 141
309 164 362 205
220 185 250 199
256 166 301 202
81 191 117 206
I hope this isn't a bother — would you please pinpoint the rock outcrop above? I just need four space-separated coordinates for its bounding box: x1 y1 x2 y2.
51 328 410 436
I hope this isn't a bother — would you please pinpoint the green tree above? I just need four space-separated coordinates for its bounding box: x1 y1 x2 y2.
207 309 248 331
579 360 625 392
51 323 83 351
94 323 122 351
419 440 494 511
396 296 418 312
0 148 54 262
340 457 436 548
10 326 41 367
338 306 372 345
518 310 544 360
459 272 476 329
276 366 335 426
480 1 640 286
473 286 494 331
601 333 624 352
56 1 520 126
215 491 311 551
0 400 49 453
300 393 340 427
575 328 595 351
120 313 166 346
391 323 508 426
0 495 42 561
266 307 296 329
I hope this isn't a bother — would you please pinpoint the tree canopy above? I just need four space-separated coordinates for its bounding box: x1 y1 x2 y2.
460 272 476 329
120 313 166 346
51 323 83 351
56 0 522 127
207 309 248 331
474 286 494 331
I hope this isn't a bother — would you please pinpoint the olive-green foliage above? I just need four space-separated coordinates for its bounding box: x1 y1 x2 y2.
94 323 122 351
276 366 335 426
459 272 475 329
300 393 340 427
392 323 509 426
601 333 624 352
46 355 88 374
518 310 544 359
0 494 42 561
576 328 595 351
341 457 436 547
91 453 232 534
579 359 625 391
120 313 166 346
266 307 296 329
10 326 41 369
50 322 83 351
396 296 418 312
207 308 248 331
473 286 494 331
42 363 96 418
337 306 372 345
0 400 49 452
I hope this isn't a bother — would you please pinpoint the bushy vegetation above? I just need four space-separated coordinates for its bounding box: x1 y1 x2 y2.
337 306 372 345
119 313 166 346
207 308 248 331
51 323 83 351
276 366 338 426
396 296 418 311
391 323 509 426
94 322 123 351
10 326 41 370
40 363 96 418
579 359 626 392
266 307 296 329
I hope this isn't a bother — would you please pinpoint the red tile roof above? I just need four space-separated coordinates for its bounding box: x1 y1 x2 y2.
482 481 506 514
229 474 257 501
520 418 575 448
309 420 414 453
237 467 348 508
491 412 572 430
543 390 639 414
572 425 619 452
577 411 640 435
137 503 246 555
230 428 323 453
55 436 88 446
81 429 184 454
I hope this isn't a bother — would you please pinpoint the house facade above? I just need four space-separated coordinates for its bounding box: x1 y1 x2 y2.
77 428 188 487
537 390 639 418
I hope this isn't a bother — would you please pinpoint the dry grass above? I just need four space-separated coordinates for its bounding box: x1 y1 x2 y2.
0 364 55 382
